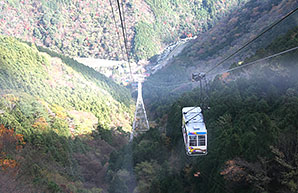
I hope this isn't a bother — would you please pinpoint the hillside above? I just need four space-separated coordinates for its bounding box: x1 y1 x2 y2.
0 35 134 192
107 26 298 193
0 36 134 132
143 0 298 113
0 0 249 61
0 0 298 192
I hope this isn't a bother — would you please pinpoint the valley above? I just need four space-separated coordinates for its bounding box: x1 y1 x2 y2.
0 0 298 193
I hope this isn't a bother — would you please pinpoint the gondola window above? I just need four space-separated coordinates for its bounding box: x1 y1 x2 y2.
198 135 205 146
189 136 197 146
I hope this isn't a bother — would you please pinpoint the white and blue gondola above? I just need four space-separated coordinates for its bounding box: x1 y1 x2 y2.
182 107 207 156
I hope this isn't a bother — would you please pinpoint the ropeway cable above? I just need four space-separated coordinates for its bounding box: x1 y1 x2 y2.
121 0 129 50
208 46 298 77
205 7 298 75
108 0 126 60
116 0 133 81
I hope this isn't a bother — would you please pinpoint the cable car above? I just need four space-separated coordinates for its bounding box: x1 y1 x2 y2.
182 107 207 156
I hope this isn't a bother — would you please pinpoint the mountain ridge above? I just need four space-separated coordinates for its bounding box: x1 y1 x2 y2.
143 0 298 112
0 35 135 192
0 35 134 133
0 0 250 60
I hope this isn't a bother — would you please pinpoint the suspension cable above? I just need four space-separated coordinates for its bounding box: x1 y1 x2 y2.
121 0 128 48
146 80 190 86
208 46 298 77
168 46 298 102
116 0 133 81
185 112 202 124
183 106 199 115
205 7 298 75
108 0 126 60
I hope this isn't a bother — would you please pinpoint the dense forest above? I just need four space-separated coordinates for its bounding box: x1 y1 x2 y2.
108 26 298 193
0 36 134 192
143 0 298 110
0 0 298 192
0 0 249 61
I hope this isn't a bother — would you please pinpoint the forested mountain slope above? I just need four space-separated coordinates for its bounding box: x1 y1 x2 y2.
143 0 298 112
0 35 134 192
0 0 249 60
0 0 297 192
0 35 133 132
108 26 298 193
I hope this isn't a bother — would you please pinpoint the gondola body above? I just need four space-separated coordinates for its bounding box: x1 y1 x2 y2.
182 107 207 156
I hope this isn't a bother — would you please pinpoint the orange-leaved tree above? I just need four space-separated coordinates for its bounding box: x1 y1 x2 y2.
0 125 25 170
32 117 48 130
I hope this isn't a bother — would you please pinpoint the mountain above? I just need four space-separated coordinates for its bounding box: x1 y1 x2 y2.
105 0 298 192
143 0 298 114
108 25 298 193
0 35 134 132
0 0 250 60
1 0 298 192
0 35 134 192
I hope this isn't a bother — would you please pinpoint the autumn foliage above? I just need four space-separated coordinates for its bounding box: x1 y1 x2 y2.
2 94 19 103
32 117 48 129
219 72 231 82
220 159 246 182
0 125 25 170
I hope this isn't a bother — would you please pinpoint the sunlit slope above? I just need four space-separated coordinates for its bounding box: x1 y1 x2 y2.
0 35 134 134
0 0 249 60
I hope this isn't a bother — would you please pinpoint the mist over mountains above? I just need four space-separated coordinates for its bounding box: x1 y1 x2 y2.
0 0 297 192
